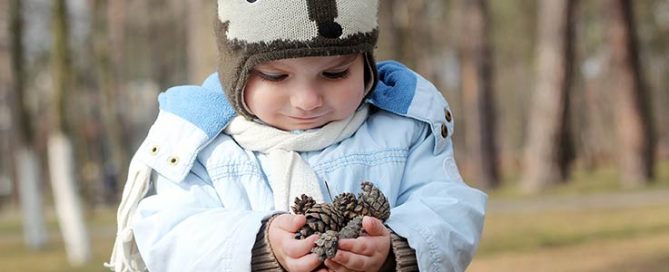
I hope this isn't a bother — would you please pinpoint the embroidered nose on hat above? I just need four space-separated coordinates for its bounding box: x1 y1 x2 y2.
307 0 343 39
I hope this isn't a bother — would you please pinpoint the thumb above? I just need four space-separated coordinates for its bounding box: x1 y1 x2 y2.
362 216 388 237
291 214 307 231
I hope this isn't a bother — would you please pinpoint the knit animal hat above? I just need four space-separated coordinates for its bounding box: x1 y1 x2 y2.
215 0 380 119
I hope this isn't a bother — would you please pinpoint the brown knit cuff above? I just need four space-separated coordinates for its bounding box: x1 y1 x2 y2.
388 231 418 272
251 215 285 271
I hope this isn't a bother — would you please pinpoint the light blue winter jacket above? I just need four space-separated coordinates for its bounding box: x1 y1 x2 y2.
130 61 487 272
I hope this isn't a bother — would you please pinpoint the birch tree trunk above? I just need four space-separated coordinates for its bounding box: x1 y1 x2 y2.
9 0 48 249
50 0 91 265
459 0 499 189
521 0 576 193
607 0 655 187
48 133 91 265
17 149 48 248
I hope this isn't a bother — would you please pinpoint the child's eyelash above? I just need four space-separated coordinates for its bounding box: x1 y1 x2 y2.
252 69 350 81
322 69 349 79
254 70 288 82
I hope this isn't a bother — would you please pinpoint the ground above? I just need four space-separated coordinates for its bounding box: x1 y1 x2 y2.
1 187 668 271
469 189 669 272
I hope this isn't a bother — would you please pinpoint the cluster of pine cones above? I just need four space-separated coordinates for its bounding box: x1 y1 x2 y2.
291 181 390 260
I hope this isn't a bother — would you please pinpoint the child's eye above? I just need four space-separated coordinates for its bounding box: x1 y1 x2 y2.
322 69 349 79
254 70 288 82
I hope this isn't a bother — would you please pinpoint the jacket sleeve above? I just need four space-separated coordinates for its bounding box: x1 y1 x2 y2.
385 122 487 272
252 215 286 271
131 162 277 272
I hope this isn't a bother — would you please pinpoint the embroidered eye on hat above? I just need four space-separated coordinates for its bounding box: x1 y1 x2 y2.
215 0 380 119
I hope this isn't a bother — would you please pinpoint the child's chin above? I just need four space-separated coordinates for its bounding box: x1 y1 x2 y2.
279 121 330 131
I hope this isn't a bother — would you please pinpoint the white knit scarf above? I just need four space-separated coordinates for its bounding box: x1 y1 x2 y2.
224 106 369 211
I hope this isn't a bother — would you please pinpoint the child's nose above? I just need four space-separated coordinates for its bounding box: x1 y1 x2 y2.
291 87 323 111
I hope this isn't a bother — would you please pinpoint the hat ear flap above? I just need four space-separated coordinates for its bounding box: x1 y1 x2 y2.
363 52 378 96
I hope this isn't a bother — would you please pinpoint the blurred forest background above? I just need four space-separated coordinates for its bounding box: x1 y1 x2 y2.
0 0 668 271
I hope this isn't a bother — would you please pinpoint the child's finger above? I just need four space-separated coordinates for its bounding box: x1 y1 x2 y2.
284 234 319 258
290 214 307 231
285 252 322 272
272 214 306 232
331 249 367 271
323 259 345 271
337 237 374 256
362 216 389 237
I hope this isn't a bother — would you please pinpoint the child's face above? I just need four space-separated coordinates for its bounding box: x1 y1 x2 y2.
244 54 366 131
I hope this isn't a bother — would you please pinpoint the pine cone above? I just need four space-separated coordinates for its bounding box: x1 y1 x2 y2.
292 194 316 215
333 192 364 222
311 230 339 260
295 203 343 239
338 216 363 239
358 181 390 222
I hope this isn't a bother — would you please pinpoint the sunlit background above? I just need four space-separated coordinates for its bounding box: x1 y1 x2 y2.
0 0 668 271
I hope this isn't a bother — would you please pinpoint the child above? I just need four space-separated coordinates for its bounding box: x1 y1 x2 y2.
107 1 486 271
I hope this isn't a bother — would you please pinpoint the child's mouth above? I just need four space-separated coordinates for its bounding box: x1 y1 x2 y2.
289 114 325 121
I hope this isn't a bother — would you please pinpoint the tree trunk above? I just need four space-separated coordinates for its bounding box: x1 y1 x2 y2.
50 0 91 265
458 0 500 190
17 148 48 248
1 0 12 203
607 0 655 187
385 0 419 67
108 0 126 78
91 0 127 204
187 0 218 83
8 0 48 249
148 0 188 90
521 0 576 193
376 0 395 60
48 133 91 265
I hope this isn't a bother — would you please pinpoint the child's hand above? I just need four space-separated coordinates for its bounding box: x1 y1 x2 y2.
268 214 322 272
324 216 391 272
